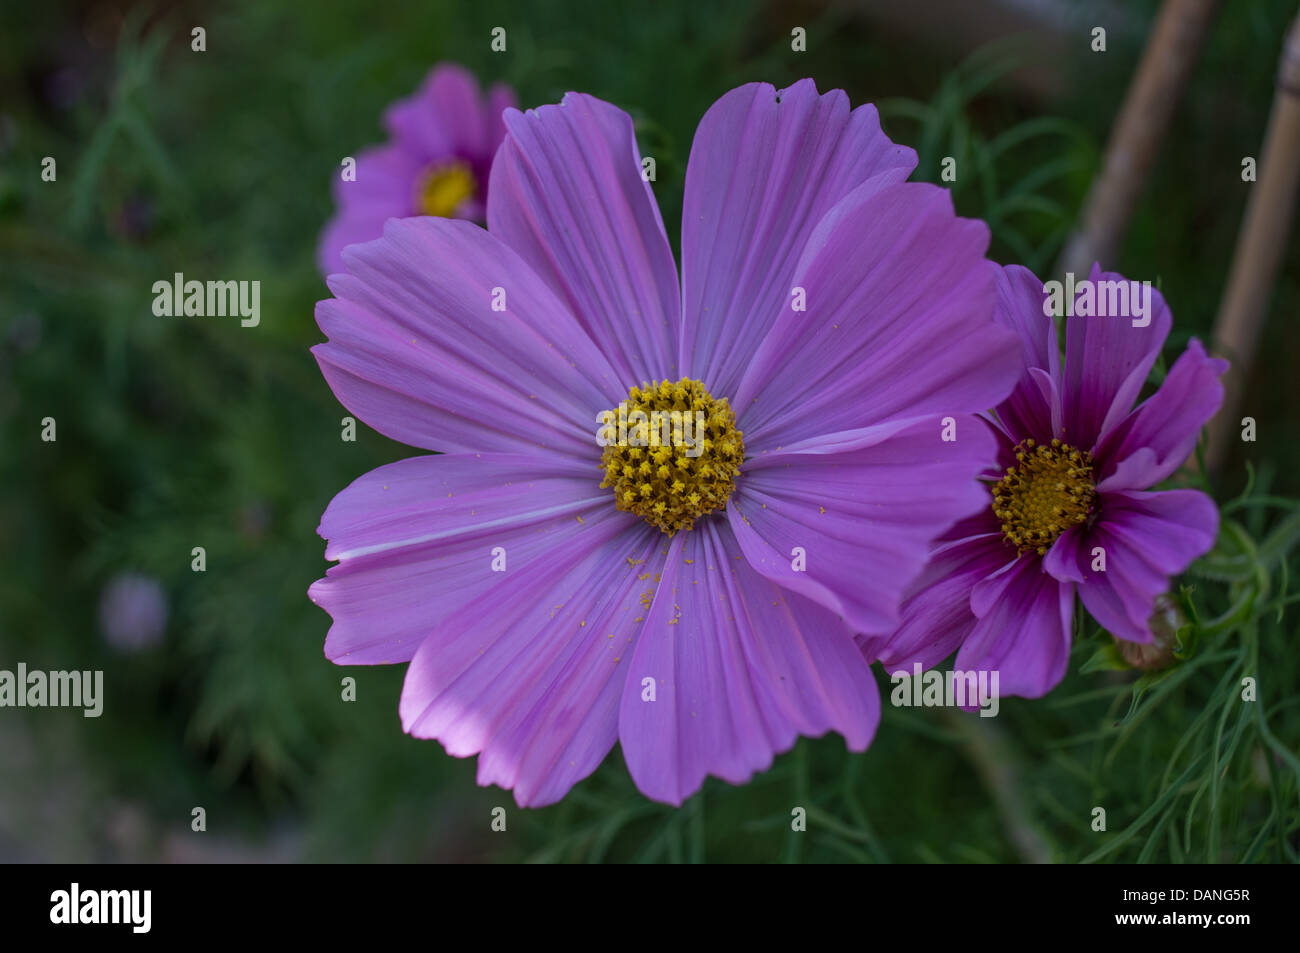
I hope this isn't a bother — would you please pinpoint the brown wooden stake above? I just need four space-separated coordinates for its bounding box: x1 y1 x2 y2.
1056 0 1221 278
1206 11 1300 472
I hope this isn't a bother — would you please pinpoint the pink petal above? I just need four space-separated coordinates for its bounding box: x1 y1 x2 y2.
1095 339 1228 490
314 216 624 455
679 79 916 397
1076 488 1218 642
618 521 879 806
728 415 1000 635
384 63 487 160
487 93 680 383
1042 524 1088 584
956 555 1074 698
1062 263 1172 450
309 452 608 666
861 526 1009 672
992 264 1062 443
398 506 664 807
732 182 1020 453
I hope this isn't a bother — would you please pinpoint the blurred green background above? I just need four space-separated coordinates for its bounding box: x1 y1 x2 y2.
1 0 1297 862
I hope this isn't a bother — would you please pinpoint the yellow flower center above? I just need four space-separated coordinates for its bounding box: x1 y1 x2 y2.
417 161 476 217
598 378 743 536
992 438 1096 555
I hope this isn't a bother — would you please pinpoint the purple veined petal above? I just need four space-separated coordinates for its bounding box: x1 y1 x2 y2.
1062 263 1172 450
679 79 917 397
992 264 1063 443
727 415 1000 635
1042 524 1088 584
1073 542 1157 643
860 527 1008 673
975 422 1025 491
618 520 879 806
1095 338 1228 490
309 452 609 665
1030 367 1065 440
1076 488 1219 642
990 418 1021 471
384 63 486 160
732 183 1020 454
970 550 1030 617
313 216 626 456
955 555 1074 699
487 93 680 384
1095 446 1160 496
741 415 919 456
987 368 1064 452
398 505 664 808
940 508 1008 547
997 264 1061 379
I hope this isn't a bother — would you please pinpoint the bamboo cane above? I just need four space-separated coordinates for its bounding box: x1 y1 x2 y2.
1206 11 1300 472
1056 0 1221 278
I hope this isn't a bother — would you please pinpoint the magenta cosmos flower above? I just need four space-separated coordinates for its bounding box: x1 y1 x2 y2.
308 79 1022 806
864 263 1226 698
317 63 516 275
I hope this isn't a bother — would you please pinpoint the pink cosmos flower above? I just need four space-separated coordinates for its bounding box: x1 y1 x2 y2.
864 263 1226 698
308 80 1022 805
317 63 516 276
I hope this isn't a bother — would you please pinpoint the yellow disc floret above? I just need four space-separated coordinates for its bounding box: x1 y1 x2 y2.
417 160 476 218
598 378 743 535
992 437 1096 555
